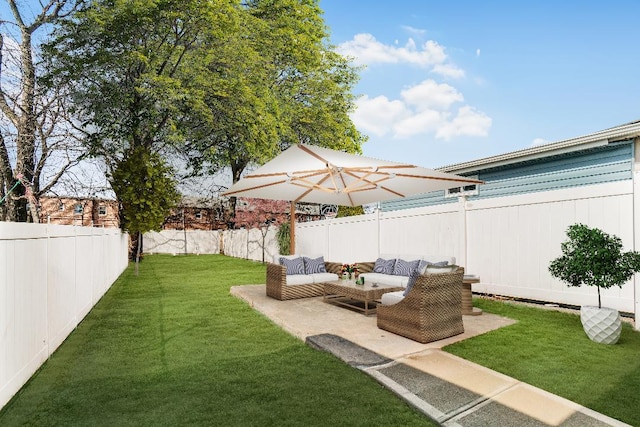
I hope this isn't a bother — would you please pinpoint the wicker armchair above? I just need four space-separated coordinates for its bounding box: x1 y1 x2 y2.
377 267 465 343
266 261 343 300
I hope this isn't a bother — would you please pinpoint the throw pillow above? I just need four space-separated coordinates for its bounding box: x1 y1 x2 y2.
393 259 420 276
280 256 305 275
423 260 449 267
416 259 430 274
403 268 422 296
303 256 326 274
373 258 395 274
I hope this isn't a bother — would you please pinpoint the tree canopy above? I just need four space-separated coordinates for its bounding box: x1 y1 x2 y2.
43 0 366 232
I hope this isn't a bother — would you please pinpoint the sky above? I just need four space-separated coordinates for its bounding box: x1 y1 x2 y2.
319 0 640 168
2 0 640 196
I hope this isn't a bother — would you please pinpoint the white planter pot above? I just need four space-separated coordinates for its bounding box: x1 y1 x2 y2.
580 306 622 344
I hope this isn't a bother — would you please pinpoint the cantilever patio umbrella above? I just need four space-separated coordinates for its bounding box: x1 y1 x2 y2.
223 144 482 252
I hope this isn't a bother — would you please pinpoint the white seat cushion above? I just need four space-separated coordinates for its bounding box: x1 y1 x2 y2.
361 273 407 287
286 274 314 285
380 291 404 305
311 272 338 283
425 265 457 274
422 255 456 265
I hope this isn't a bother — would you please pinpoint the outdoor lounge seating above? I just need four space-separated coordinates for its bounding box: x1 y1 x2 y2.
359 254 456 288
266 254 342 300
377 267 465 343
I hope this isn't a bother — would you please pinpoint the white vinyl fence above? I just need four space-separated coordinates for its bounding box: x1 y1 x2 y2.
296 181 640 327
144 225 280 263
144 180 639 328
0 223 129 410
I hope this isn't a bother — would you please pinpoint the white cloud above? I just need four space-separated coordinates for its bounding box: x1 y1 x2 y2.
393 109 445 138
476 48 481 57
432 63 465 79
351 80 491 141
401 25 427 36
435 106 492 140
339 32 490 142
531 138 549 146
352 95 409 137
400 80 463 111
337 33 463 78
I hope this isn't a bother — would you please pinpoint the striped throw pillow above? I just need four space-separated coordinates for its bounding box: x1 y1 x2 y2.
373 258 395 274
280 256 305 275
392 259 420 276
303 256 326 274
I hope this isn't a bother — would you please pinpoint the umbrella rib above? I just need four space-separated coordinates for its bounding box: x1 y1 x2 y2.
290 180 335 193
294 186 315 202
223 179 289 196
292 172 335 192
341 169 392 193
297 144 331 164
379 185 405 197
293 172 334 202
246 169 327 179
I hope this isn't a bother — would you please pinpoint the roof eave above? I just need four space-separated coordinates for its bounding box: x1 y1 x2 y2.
438 121 640 174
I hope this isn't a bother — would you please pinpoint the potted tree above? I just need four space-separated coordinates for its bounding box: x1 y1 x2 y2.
549 224 640 344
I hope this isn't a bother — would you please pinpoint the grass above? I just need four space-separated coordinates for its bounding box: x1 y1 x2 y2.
0 255 436 426
444 298 640 426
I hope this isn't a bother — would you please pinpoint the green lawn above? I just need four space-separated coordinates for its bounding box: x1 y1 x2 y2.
0 255 435 426
445 298 640 426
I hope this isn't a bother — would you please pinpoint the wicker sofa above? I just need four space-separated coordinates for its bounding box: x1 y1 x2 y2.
358 254 456 288
377 267 465 343
266 254 342 300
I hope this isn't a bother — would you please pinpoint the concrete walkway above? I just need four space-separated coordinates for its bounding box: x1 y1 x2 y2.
231 285 630 427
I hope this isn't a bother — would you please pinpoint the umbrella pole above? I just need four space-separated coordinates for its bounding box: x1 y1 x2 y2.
290 201 296 254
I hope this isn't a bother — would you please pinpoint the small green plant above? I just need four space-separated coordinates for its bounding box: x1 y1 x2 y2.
549 223 640 308
276 221 290 255
336 205 364 217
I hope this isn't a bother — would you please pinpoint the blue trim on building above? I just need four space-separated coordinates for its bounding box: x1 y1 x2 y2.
381 140 634 212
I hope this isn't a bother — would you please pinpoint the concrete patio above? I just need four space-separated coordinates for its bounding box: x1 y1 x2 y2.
232 284 631 427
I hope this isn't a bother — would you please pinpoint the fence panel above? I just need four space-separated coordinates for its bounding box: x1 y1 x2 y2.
296 181 637 314
0 223 128 411
466 182 635 312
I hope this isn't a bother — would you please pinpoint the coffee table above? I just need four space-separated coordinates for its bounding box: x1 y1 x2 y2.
323 280 404 315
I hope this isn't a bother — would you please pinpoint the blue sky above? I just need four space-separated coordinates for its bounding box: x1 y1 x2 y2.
320 0 640 168
3 0 639 182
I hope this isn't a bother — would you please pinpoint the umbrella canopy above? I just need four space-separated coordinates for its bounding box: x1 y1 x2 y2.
223 144 483 254
223 144 482 206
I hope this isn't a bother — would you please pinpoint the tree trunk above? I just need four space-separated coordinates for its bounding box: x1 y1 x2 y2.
129 231 144 261
14 31 39 223
0 133 17 221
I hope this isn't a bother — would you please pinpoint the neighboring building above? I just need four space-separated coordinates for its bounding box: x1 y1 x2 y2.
159 196 327 230
163 197 228 230
382 120 640 212
232 198 326 229
39 194 330 231
39 196 119 228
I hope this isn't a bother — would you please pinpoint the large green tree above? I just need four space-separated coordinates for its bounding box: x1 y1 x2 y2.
44 0 366 233
44 0 236 240
190 0 366 185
